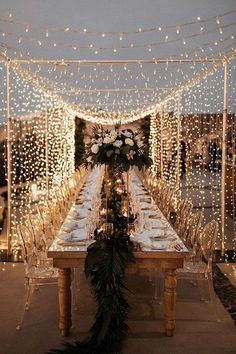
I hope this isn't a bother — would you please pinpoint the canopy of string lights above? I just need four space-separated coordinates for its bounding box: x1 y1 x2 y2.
0 1 235 256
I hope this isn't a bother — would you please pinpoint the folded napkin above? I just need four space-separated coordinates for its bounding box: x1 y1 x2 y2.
136 192 148 196
151 241 169 250
71 229 87 240
150 220 163 227
140 202 157 210
76 199 91 205
140 197 152 203
58 229 87 242
69 210 80 218
151 244 167 250
64 221 79 229
71 207 87 219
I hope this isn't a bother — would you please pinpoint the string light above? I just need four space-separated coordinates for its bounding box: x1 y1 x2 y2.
0 9 234 38
0 11 235 60
0 9 235 259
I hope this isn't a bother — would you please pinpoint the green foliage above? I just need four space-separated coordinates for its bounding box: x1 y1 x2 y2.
140 115 151 149
85 234 135 352
48 169 136 354
74 117 86 169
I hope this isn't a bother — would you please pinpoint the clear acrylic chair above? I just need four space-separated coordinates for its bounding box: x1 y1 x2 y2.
177 220 221 321
16 224 58 330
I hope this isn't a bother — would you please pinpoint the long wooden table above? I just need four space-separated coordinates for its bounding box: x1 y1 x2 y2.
48 244 188 337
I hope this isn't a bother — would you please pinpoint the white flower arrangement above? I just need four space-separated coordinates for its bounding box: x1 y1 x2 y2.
83 125 152 172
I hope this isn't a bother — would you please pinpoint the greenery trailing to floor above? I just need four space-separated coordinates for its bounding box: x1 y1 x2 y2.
85 233 135 352
47 171 136 354
140 115 151 150
47 232 135 354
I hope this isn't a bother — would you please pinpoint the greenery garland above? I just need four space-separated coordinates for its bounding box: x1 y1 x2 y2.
47 233 135 354
48 172 135 354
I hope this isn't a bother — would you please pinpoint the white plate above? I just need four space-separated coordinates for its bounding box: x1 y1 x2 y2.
151 240 169 250
151 245 167 250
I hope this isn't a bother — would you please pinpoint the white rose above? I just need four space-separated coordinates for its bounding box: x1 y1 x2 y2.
125 138 134 146
113 140 123 148
137 140 144 148
91 144 99 154
86 156 92 162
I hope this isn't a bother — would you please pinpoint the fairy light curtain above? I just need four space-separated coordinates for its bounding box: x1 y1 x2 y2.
3 66 75 247
148 58 236 255
149 112 161 175
149 100 179 185
0 7 235 252
225 59 236 256
161 99 179 186
178 68 223 249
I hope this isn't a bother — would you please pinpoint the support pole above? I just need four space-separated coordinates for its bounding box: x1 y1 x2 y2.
221 61 228 256
160 105 164 179
45 95 49 196
149 113 157 174
126 170 130 227
176 95 181 190
6 61 12 254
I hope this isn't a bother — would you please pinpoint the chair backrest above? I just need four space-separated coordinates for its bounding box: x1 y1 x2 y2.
153 179 165 203
171 189 181 212
185 210 203 247
162 188 175 219
177 198 192 217
175 198 193 237
17 221 55 281
159 184 169 208
29 211 49 244
16 224 40 275
199 220 218 262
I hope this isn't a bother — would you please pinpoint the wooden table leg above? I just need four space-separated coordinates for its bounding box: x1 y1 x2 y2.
164 269 177 337
58 268 72 337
